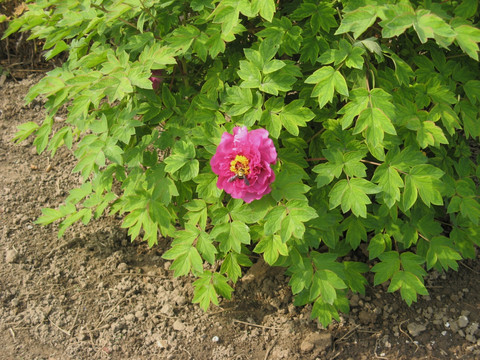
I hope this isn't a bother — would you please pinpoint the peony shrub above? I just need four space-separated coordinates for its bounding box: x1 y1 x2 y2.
4 0 480 325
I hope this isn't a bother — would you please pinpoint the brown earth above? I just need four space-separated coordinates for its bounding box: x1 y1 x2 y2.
1 75 480 360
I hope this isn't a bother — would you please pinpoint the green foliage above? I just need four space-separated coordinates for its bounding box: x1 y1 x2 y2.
6 0 480 326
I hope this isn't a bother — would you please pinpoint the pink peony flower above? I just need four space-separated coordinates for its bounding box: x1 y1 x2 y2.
210 126 277 203
149 70 163 90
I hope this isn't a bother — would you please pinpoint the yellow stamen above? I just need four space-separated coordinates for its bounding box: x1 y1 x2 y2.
230 155 250 175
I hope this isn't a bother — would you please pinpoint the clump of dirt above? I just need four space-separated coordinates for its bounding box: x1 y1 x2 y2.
1 76 480 359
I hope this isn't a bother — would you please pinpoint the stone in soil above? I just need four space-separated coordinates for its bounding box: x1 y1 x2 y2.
407 322 427 337
300 332 332 353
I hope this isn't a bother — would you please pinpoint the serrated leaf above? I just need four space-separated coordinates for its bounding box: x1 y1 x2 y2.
367 233 391 260
344 217 367 250
454 0 478 18
400 252 427 279
343 261 369 294
211 221 250 253
263 59 285 74
264 206 287 235
12 122 39 143
388 271 428 306
464 80 480 105
426 236 462 271
454 24 480 60
163 244 204 277
305 66 349 108
254 235 288 265
335 5 378 39
278 99 315 136
372 164 404 208
413 10 455 45
196 232 217 264
193 271 219 311
371 251 400 285
329 178 380 218
380 6 415 38
403 164 444 210
220 252 242 283
310 269 347 305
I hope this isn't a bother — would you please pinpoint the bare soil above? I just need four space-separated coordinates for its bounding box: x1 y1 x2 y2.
1 75 480 360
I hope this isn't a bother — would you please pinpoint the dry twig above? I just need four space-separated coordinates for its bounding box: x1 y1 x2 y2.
232 319 282 331
48 317 71 336
398 320 419 353
264 336 279 360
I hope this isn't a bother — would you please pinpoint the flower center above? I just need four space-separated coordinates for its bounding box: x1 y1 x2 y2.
230 155 250 176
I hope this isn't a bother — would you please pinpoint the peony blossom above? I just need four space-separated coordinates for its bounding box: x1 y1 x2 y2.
149 70 163 90
210 126 277 203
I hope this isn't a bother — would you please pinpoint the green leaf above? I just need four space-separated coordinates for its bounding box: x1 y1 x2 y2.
401 252 427 280
335 5 378 39
310 270 347 305
238 60 262 88
311 297 345 327
263 59 285 74
12 122 39 143
343 262 369 295
371 251 400 285
196 231 217 264
220 252 242 283
403 164 444 210
454 24 480 60
380 5 415 38
193 271 220 311
278 99 315 136
354 107 396 149
164 141 198 181
254 0 275 22
163 243 204 277
338 88 370 129
430 103 461 136
367 233 391 260
454 0 478 18
264 206 287 235
329 178 380 218
343 216 367 250
426 236 462 271
464 80 480 105
194 173 223 202
388 53 414 86
388 270 428 306
413 10 455 46
305 66 349 108
210 221 250 253
254 235 288 265
372 164 404 208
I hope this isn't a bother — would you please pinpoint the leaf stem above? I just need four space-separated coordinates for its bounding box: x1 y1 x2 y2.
306 128 325 143
418 233 430 242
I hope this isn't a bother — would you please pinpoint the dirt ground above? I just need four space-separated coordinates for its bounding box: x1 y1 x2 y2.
1 75 480 360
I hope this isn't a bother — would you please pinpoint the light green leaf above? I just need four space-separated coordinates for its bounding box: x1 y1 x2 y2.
329 178 380 218
371 251 400 285
278 99 315 136
388 271 428 306
367 233 391 260
426 236 462 271
335 5 378 39
454 24 480 60
305 66 349 108
254 235 288 265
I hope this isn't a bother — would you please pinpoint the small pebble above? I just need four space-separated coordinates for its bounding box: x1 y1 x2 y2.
407 322 426 337
212 336 219 343
5 249 19 264
458 315 469 328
